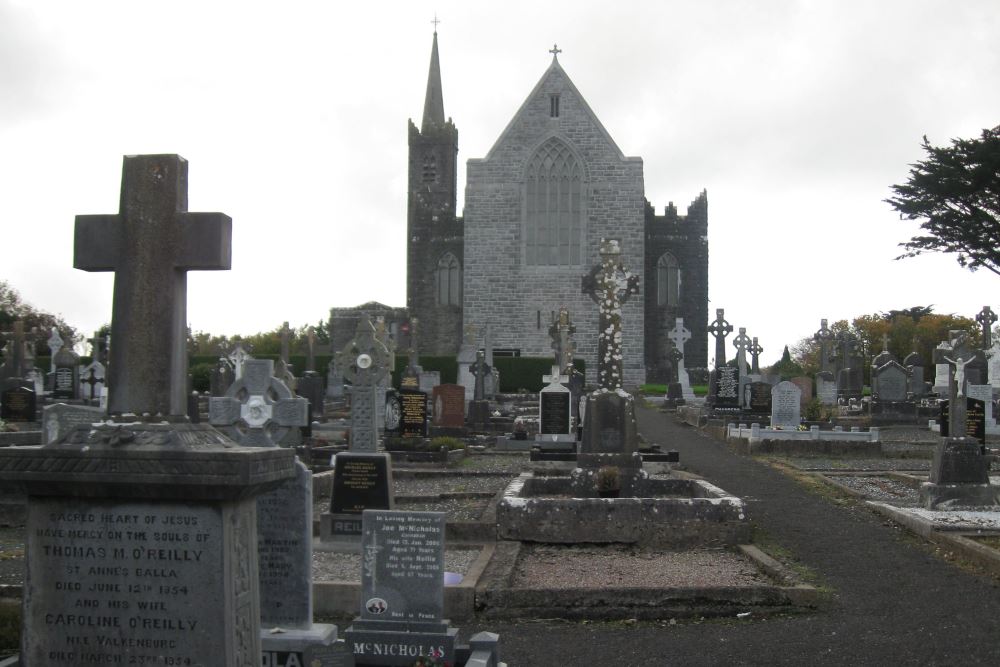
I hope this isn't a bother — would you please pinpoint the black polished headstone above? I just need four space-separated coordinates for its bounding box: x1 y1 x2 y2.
1 383 36 422
714 366 740 409
940 398 987 444
399 389 428 437
540 391 571 434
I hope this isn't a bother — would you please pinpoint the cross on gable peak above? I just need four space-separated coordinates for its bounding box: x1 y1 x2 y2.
549 43 562 58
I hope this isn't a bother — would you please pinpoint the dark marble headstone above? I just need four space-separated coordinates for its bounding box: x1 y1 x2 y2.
322 452 395 544
714 366 739 409
745 381 772 414
431 384 465 428
1 383 36 422
940 398 986 444
399 389 428 438
51 347 79 399
540 391 571 434
874 361 909 401
296 371 325 420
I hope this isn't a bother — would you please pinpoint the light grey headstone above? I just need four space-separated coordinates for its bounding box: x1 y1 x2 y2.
418 370 440 394
770 381 802 429
258 459 313 629
359 510 446 624
989 343 1000 391
349 385 379 452
23 497 248 665
41 403 104 445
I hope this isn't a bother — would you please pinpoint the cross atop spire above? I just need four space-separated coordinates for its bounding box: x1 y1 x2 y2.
549 43 562 59
431 13 440 33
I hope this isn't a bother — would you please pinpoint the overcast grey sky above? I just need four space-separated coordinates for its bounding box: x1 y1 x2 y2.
3 0 999 364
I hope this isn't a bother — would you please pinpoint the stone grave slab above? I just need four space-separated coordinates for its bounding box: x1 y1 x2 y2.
770 381 802 429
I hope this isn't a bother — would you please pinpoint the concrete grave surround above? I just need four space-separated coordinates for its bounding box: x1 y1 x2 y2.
770 381 802 429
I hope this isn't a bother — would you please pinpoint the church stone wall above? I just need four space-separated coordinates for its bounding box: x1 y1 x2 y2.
463 63 647 386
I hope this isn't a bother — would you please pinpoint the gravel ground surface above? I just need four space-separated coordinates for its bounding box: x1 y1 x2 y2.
513 545 768 589
827 475 920 504
454 454 529 474
782 456 931 472
392 475 513 495
312 547 481 582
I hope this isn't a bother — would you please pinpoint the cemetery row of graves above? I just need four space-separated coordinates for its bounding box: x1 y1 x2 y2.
2 155 1000 666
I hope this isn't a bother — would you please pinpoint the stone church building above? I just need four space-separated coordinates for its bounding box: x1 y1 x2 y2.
338 32 709 385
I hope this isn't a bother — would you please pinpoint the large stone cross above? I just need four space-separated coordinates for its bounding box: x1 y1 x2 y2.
750 337 763 374
209 359 308 447
280 321 291 365
707 308 733 368
46 328 64 374
0 321 30 380
732 327 751 374
226 342 252 380
74 154 231 417
581 238 639 390
305 326 317 373
814 319 834 373
542 364 569 387
87 330 109 364
977 306 997 349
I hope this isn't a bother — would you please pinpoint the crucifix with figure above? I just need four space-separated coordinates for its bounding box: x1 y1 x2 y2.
74 154 232 417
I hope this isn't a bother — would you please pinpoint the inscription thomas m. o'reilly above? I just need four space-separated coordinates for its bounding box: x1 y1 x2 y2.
25 499 224 666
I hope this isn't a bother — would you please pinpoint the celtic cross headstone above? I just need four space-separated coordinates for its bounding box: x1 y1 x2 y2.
46 328 64 375
977 306 997 350
667 318 695 400
813 319 834 373
209 358 308 447
337 316 391 452
750 337 763 374
733 327 751 375
581 238 639 390
549 307 577 374
707 309 733 403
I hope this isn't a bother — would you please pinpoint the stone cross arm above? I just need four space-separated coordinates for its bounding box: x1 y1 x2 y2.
74 212 232 272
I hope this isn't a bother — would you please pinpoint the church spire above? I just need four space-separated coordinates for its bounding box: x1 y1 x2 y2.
421 27 446 132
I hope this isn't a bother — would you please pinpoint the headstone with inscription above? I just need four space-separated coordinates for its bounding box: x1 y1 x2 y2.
41 403 104 445
903 351 926 397
714 366 740 409
0 382 36 423
816 371 837 405
320 453 395 550
257 460 340 664
337 316 392 453
51 346 79 399
399 388 428 438
967 384 994 429
744 381 772 414
770 381 802 429
0 154 296 666
537 365 573 448
345 511 460 666
706 309 734 405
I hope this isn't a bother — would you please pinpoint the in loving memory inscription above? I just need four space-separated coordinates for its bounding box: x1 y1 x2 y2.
26 500 219 666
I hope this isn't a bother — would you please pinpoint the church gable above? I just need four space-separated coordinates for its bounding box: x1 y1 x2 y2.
464 55 647 386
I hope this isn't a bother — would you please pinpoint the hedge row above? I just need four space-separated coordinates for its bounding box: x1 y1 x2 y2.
187 354 584 394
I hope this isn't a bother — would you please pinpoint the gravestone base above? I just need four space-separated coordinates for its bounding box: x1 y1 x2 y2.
0 421 296 667
261 624 342 666
919 482 1000 509
929 438 991 484
534 432 577 452
467 400 491 430
346 620 459 666
318 512 366 552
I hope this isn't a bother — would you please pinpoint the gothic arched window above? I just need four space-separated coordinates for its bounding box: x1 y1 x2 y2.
525 138 583 266
435 253 461 306
657 253 680 307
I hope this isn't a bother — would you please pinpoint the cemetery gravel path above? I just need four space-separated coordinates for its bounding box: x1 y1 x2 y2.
466 406 1000 666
